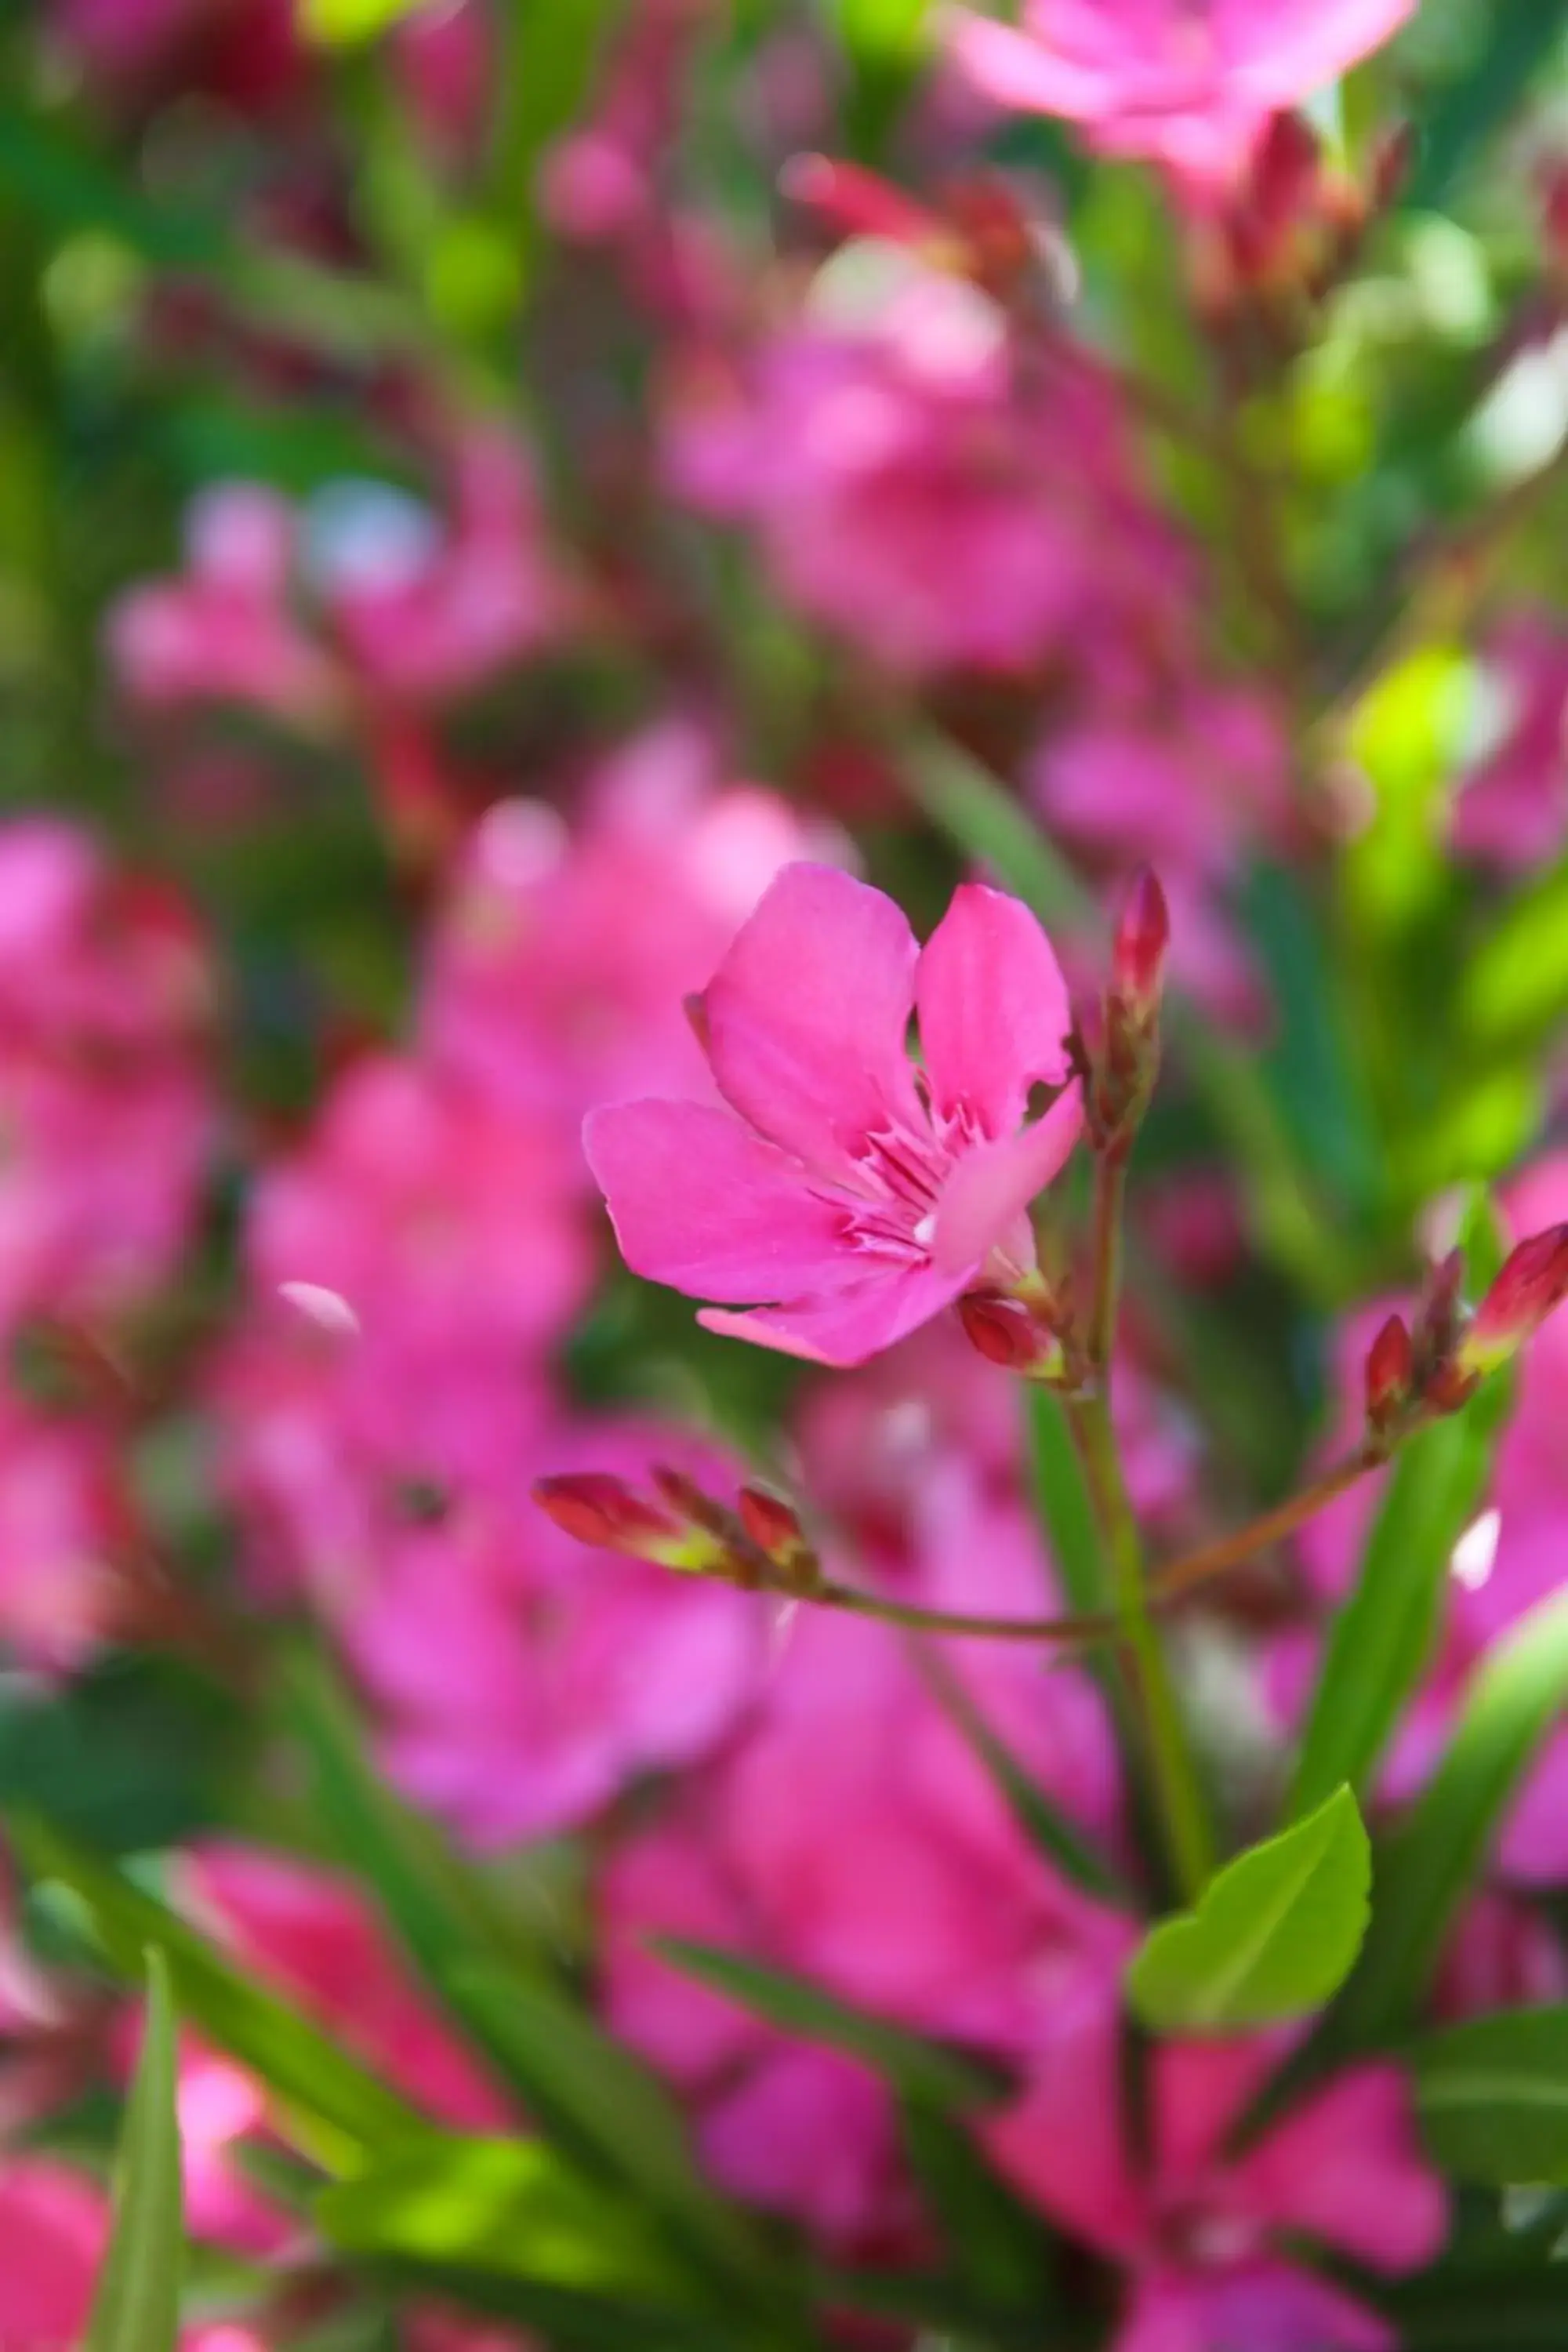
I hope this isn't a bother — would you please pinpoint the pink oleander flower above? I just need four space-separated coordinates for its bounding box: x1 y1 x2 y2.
586 864 1083 1367
212 1052 591 1606
108 485 339 725
0 1400 129 1673
945 0 1417 191
344 1419 765 1844
0 2160 110 2351
664 256 1189 678
0 821 212 1341
986 2019 1446 2351
420 719 830 1127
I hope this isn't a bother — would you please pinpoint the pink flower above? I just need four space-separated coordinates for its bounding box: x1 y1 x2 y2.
665 260 1190 677
945 0 1417 191
0 1400 128 1673
344 1419 765 1844
1450 614 1568 869
108 486 338 724
986 2020 1446 2350
0 821 212 1341
586 865 1083 1367
0 2161 107 2350
420 720 828 1127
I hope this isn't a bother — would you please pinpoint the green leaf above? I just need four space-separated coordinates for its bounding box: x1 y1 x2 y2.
897 2100 1056 2321
903 729 1087 931
1126 1786 1371 2032
283 1653 554 2095
1461 858 1568 1059
1411 2009 1568 2187
297 0 424 44
1287 1377 1512 1821
85 1950 183 2352
1338 1586 1568 2042
490 0 621 274
653 1940 1004 2110
318 2136 687 2302
448 1967 768 2288
1401 0 1568 215
11 1813 425 2169
1025 1388 1144 1762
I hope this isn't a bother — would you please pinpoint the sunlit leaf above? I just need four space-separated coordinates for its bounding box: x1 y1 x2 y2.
1127 1786 1370 2032
85 1950 183 2352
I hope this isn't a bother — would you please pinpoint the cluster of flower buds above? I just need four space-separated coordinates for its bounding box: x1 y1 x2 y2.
1081 868 1170 1163
1362 1224 1568 1443
779 154 1069 311
1192 110 1411 339
532 1468 826 1599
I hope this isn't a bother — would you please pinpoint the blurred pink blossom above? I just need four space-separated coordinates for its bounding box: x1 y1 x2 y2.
945 0 1417 191
1449 613 1568 869
986 2020 1446 2350
587 866 1083 1366
421 719 829 1126
0 2160 108 2351
346 1419 765 1844
0 820 212 1341
0 1402 127 1671
665 258 1190 677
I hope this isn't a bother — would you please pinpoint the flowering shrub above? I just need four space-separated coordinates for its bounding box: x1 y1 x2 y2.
8 3 1568 2350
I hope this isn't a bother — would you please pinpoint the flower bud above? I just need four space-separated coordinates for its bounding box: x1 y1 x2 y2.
958 1292 1067 1382
1363 1312 1414 1436
778 154 937 249
532 1473 680 1555
1457 1225 1568 1380
1111 868 1170 1031
737 1484 805 1559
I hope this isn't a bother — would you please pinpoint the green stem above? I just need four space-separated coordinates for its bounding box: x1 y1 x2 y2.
817 1579 1114 1650
1065 1389 1216 1901
1088 1152 1127 1377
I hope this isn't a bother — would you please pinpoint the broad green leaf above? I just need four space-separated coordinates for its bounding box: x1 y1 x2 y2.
85 1950 183 2352
654 1940 1004 2110
909 1640 1127 1904
297 0 423 44
318 2136 685 2302
1288 1376 1512 1820
1126 1786 1371 2032
449 1967 768 2287
1412 2009 1568 2187
12 1813 424 2169
1338 1586 1568 2042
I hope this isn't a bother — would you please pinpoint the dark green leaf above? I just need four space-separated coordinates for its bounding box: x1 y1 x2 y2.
898 2100 1056 2318
1401 0 1568 214
85 1949 183 2352
1127 1786 1371 2032
1338 1586 1568 2042
1412 2008 1568 2186
652 1940 1004 2110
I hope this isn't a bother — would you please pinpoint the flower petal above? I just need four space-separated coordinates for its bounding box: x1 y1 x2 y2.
931 1083 1083 1276
1232 2062 1447 2275
701 863 921 1177
699 1261 969 1367
583 1099 857 1304
916 882 1074 1135
942 11 1119 121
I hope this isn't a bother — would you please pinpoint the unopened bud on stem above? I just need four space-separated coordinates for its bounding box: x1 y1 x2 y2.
1111 867 1170 1032
1458 1224 1568 1380
1363 1312 1414 1437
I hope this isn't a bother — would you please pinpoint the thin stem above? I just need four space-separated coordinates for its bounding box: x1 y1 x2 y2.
1149 1446 1378 1608
1087 1151 1128 1377
816 1579 1116 1650
1066 1390 1216 1900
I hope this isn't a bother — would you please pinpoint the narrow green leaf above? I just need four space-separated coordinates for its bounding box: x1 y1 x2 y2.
654 1940 1004 2111
1411 2009 1568 2187
11 1813 425 2168
1126 1786 1371 2032
448 1966 766 2285
1288 1376 1512 1821
490 0 621 270
903 730 1087 930
85 1950 183 2352
366 2259 751 2352
298 0 424 44
318 2136 686 2302
1401 0 1568 215
1339 1587 1568 2042
898 2100 1056 2318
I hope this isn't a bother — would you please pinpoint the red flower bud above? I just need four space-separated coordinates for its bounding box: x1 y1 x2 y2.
1364 1312 1414 1434
1248 110 1321 238
1111 868 1170 1028
957 1292 1066 1381
738 1485 805 1558
650 1464 731 1534
1459 1224 1568 1377
532 1474 678 1554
